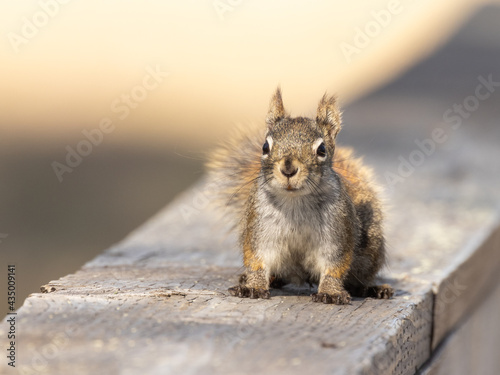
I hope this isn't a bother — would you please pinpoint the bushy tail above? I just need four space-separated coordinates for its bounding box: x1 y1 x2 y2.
205 124 265 227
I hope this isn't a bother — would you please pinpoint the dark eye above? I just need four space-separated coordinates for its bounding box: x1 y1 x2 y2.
316 142 326 158
262 140 270 155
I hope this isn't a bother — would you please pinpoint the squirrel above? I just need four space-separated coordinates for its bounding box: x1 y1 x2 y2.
207 88 393 304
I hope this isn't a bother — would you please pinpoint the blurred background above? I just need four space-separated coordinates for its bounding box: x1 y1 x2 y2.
0 0 499 313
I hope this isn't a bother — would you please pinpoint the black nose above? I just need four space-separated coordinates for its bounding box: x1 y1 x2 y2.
281 158 298 178
281 167 298 178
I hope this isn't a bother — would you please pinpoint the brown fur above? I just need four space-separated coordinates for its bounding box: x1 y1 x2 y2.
332 147 387 290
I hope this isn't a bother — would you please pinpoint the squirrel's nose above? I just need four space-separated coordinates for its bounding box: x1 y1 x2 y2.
281 168 298 178
281 158 298 178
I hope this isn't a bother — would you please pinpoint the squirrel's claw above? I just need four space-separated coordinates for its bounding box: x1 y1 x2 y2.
365 284 394 299
228 285 270 299
312 291 351 305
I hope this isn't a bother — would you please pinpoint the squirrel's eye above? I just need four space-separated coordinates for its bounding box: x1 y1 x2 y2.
316 142 326 158
262 140 270 155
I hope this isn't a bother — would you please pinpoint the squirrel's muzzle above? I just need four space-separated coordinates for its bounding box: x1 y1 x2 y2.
272 157 306 193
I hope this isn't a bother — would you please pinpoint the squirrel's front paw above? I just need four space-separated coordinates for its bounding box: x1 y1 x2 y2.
312 291 351 305
228 285 270 299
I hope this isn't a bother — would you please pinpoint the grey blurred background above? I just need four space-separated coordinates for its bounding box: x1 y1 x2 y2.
1 0 499 315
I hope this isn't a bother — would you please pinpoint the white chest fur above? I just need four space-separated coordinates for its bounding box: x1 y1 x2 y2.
255 189 336 283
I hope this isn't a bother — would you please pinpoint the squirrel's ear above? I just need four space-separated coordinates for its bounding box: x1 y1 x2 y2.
316 93 342 141
266 87 285 128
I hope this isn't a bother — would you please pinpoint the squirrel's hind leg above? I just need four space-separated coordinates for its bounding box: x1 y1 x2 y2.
346 283 394 299
364 284 394 299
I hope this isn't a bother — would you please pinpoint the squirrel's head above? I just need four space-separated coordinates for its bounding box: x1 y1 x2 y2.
260 87 342 196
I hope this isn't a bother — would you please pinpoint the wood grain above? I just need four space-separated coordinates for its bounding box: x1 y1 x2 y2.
1 170 498 374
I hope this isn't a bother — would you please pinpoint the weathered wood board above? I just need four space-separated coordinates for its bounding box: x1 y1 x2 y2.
1 164 499 374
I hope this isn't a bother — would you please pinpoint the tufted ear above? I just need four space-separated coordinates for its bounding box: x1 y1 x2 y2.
316 93 342 144
266 87 285 129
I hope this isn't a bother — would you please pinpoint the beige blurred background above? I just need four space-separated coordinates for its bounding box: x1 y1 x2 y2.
0 0 495 310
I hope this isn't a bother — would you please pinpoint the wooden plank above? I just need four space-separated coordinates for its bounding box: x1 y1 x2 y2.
9 265 433 375
421 279 500 375
2 111 500 374
0 170 498 374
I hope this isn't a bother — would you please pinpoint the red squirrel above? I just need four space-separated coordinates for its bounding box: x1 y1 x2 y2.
208 88 393 304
